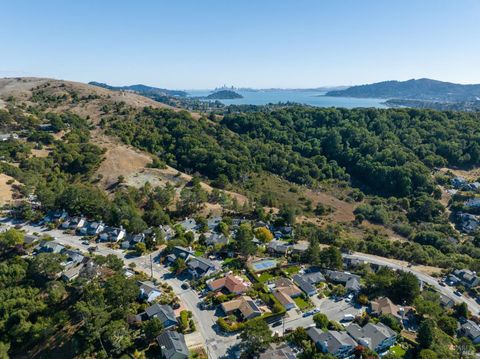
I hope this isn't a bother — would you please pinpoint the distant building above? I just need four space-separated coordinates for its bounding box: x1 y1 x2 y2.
452 177 468 189
325 270 361 286
272 278 302 310
307 328 357 359
156 331 189 359
204 232 228 247
99 226 126 242
370 297 411 322
347 322 397 353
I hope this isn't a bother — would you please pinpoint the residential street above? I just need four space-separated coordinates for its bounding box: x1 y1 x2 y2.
3 218 480 358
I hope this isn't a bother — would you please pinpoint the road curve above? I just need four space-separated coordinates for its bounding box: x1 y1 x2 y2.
345 252 480 315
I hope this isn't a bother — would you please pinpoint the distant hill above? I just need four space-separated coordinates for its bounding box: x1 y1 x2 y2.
326 78 480 102
89 81 187 97
206 90 243 99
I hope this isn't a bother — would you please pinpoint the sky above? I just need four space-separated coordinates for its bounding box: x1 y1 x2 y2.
1 0 480 89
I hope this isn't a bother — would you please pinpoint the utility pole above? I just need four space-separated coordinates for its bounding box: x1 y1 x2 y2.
282 315 285 336
150 252 153 279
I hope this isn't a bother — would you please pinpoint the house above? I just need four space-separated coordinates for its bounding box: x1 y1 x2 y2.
79 221 105 236
458 213 480 233
168 246 194 263
259 343 296 359
63 249 85 267
156 331 189 359
24 234 40 246
324 270 361 284
292 240 309 254
136 303 178 329
307 327 357 359
453 269 480 288
37 240 65 254
187 256 217 278
267 240 292 256
207 216 222 230
347 322 397 353
464 182 480 192
205 232 228 246
61 216 86 230
61 265 83 281
345 276 361 293
99 226 126 242
370 297 410 322
221 296 262 320
465 198 480 208
159 225 175 240
293 274 317 296
207 274 249 294
452 177 468 189
138 281 162 303
439 294 455 309
272 278 302 310
0 133 19 141
178 218 197 232
459 320 480 344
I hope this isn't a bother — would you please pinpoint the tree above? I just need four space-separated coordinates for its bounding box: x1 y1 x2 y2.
0 229 24 250
417 319 436 349
437 316 457 336
46 281 67 305
379 314 402 333
102 319 132 355
104 275 139 308
279 205 296 226
29 253 65 282
142 317 163 342
456 337 474 359
235 223 256 258
0 342 10 359
418 349 437 359
239 319 272 358
319 247 343 269
135 242 147 255
173 258 187 275
313 313 329 329
254 227 273 243
391 271 420 305
454 302 469 319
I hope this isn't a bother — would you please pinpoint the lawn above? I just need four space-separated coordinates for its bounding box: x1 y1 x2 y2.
258 272 276 283
389 345 406 357
194 249 205 257
283 265 300 276
293 296 311 310
222 258 242 269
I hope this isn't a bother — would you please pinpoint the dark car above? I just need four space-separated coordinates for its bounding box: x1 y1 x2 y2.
181 282 190 290
272 321 282 327
454 290 462 297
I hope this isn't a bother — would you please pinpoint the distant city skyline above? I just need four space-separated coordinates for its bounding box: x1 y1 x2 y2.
1 0 480 89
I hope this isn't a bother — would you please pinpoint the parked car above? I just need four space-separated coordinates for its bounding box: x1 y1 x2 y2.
82 240 90 245
342 314 355 322
454 290 462 297
272 321 282 327
302 311 313 318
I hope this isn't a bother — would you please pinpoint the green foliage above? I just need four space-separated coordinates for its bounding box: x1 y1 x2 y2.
313 313 329 329
239 319 272 358
417 319 436 349
379 314 402 333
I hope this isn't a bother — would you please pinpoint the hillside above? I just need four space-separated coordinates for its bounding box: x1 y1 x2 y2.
326 78 480 102
89 81 187 97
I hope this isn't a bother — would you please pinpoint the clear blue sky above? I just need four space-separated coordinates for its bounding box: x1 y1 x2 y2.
1 0 479 89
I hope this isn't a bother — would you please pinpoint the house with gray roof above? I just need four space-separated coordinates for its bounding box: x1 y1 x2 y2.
168 246 194 263
187 256 217 278
79 221 105 236
325 270 361 286
267 240 292 256
156 331 189 359
178 218 197 232
37 240 65 254
453 269 480 288
293 274 317 296
347 322 397 353
136 303 178 329
259 343 296 359
345 276 361 293
138 281 162 303
307 327 357 359
205 232 228 246
459 319 480 344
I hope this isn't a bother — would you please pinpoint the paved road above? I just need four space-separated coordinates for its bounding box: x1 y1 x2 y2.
346 252 480 315
0 220 238 359
4 220 480 355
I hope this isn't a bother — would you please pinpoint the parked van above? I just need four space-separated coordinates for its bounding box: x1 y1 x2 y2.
342 314 355 322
